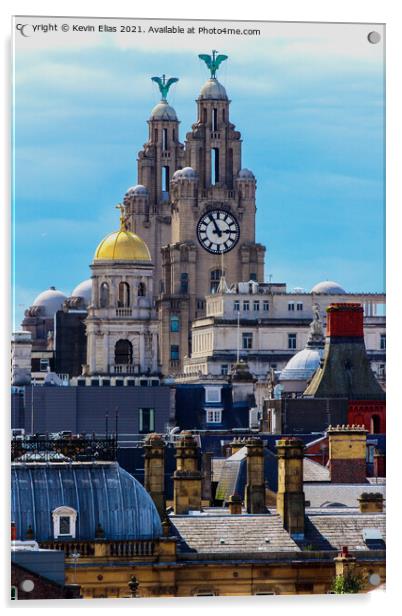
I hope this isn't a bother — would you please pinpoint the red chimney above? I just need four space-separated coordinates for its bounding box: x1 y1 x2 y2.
326 303 364 338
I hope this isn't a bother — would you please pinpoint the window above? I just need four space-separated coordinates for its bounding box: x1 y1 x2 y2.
206 409 222 424
180 273 188 294
288 333 297 350
115 339 133 365
52 506 77 539
253 301 260 311
250 273 257 281
118 282 130 307
197 299 205 310
205 386 221 403
39 358 49 372
234 300 240 312
380 334 386 350
127 379 135 387
288 302 295 311
102 379 110 387
115 379 124 386
263 301 269 312
170 315 180 332
139 408 155 433
162 166 170 192
211 147 219 184
221 364 229 376
243 301 250 311
212 108 218 131
100 282 109 308
210 269 222 294
91 379 99 387
170 345 179 360
162 128 168 150
296 302 303 311
11 586 18 600
242 332 253 349
138 282 146 297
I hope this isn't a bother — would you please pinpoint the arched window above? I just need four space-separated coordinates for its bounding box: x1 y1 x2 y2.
211 148 219 184
100 282 109 308
180 273 188 294
371 414 381 434
162 128 168 150
118 282 130 307
138 282 146 297
210 269 222 294
115 339 133 365
52 506 77 539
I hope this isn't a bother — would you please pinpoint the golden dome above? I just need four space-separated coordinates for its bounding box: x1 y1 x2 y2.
94 223 151 262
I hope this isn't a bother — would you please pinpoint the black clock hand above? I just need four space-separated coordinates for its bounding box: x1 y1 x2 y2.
211 217 222 237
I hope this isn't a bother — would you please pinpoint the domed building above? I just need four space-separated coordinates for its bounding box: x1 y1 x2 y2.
84 211 159 377
11 460 162 542
311 280 346 294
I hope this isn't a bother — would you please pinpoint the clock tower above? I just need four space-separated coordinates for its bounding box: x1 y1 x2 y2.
158 52 265 375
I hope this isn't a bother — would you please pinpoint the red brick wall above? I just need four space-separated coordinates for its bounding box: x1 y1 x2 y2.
348 400 386 433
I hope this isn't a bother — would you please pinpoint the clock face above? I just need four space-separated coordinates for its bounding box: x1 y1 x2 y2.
196 209 240 254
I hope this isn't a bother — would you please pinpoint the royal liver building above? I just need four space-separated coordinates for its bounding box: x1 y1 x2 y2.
122 52 265 375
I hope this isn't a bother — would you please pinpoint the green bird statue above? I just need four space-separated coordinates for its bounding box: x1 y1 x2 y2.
151 74 179 101
198 50 228 78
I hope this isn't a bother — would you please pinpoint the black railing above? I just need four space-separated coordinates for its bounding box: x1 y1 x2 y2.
11 435 118 462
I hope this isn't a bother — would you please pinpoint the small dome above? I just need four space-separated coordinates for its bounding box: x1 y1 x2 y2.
179 166 198 180
279 347 323 382
32 288 67 317
199 78 228 100
238 169 255 179
172 169 183 180
311 280 346 294
94 228 151 262
125 184 148 197
149 100 177 121
71 279 92 306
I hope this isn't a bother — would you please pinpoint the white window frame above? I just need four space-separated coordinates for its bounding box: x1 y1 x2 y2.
52 506 77 539
263 301 269 312
288 302 295 311
206 409 222 424
288 333 297 350
221 364 229 376
243 301 250 311
205 386 221 403
234 300 240 312
253 301 260 311
296 302 303 311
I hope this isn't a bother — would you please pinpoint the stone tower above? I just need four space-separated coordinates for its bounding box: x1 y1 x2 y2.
123 75 185 296
158 52 265 374
85 210 159 376
276 437 305 539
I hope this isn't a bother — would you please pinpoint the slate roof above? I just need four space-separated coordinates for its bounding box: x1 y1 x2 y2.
304 513 386 551
170 514 300 554
170 512 385 556
303 458 330 482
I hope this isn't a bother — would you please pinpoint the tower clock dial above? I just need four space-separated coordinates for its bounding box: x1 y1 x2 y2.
196 209 240 254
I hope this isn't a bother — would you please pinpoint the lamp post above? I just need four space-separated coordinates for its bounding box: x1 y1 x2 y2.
128 575 139 598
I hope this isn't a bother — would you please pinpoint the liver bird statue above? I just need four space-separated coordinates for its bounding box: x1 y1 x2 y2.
198 50 228 78
151 74 179 101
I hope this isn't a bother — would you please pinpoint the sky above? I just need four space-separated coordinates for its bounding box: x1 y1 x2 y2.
12 17 385 328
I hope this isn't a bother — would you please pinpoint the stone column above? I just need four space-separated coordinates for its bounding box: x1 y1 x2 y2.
143 433 166 519
173 432 202 514
276 437 305 539
245 437 266 514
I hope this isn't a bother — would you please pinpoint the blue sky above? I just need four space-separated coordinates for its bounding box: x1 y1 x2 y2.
12 19 385 328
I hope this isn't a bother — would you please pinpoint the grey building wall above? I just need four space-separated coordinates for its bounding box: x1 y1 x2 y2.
11 550 65 586
14 386 172 437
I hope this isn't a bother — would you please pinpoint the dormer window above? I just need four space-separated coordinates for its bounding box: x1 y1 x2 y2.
52 506 77 539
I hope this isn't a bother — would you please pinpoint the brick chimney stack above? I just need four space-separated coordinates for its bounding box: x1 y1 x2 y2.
143 433 166 519
276 437 305 539
327 425 368 484
245 437 266 514
173 432 202 514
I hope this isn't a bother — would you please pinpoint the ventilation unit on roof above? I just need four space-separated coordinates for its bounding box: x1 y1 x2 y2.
362 528 385 549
